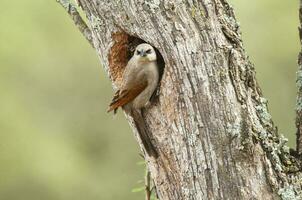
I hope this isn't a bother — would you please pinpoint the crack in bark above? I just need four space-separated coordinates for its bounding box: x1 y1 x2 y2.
59 0 302 199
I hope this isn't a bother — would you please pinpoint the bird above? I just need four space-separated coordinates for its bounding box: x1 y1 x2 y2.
107 43 159 158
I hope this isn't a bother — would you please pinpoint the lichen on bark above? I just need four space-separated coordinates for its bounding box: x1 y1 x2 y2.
58 0 302 199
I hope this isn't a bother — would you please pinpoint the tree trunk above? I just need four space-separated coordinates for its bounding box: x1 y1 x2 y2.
59 0 302 199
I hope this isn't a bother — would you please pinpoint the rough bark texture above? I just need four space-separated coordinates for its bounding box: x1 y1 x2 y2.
60 0 302 199
297 0 302 156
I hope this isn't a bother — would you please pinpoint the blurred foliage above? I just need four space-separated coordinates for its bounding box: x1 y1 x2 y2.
0 1 144 200
230 0 299 147
0 0 299 199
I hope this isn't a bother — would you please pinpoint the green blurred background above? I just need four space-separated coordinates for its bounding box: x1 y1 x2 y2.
0 0 298 199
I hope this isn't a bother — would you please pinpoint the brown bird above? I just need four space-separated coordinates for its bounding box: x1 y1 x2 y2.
107 43 159 158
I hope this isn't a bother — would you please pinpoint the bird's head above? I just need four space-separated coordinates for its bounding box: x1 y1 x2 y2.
134 43 157 62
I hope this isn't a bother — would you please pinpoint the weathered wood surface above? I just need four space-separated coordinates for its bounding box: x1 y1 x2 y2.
59 0 302 199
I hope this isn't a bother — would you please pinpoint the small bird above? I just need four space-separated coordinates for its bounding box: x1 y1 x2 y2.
107 43 159 157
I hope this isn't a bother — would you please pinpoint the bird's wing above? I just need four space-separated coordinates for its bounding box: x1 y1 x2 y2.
107 80 148 113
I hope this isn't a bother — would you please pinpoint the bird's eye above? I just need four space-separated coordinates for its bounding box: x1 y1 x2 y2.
136 50 141 55
146 49 152 54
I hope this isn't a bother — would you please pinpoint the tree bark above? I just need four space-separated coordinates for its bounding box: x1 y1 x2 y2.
296 0 302 157
59 0 302 199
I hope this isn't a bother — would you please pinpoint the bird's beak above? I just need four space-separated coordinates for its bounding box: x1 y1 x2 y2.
140 51 146 57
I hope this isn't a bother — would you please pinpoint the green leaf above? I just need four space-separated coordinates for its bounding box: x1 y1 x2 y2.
131 186 145 193
136 161 146 166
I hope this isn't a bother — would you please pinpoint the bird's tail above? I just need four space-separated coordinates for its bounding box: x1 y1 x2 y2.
131 109 158 158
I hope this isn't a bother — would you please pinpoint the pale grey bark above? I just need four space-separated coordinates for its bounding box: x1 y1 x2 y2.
57 0 93 47
58 0 302 199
